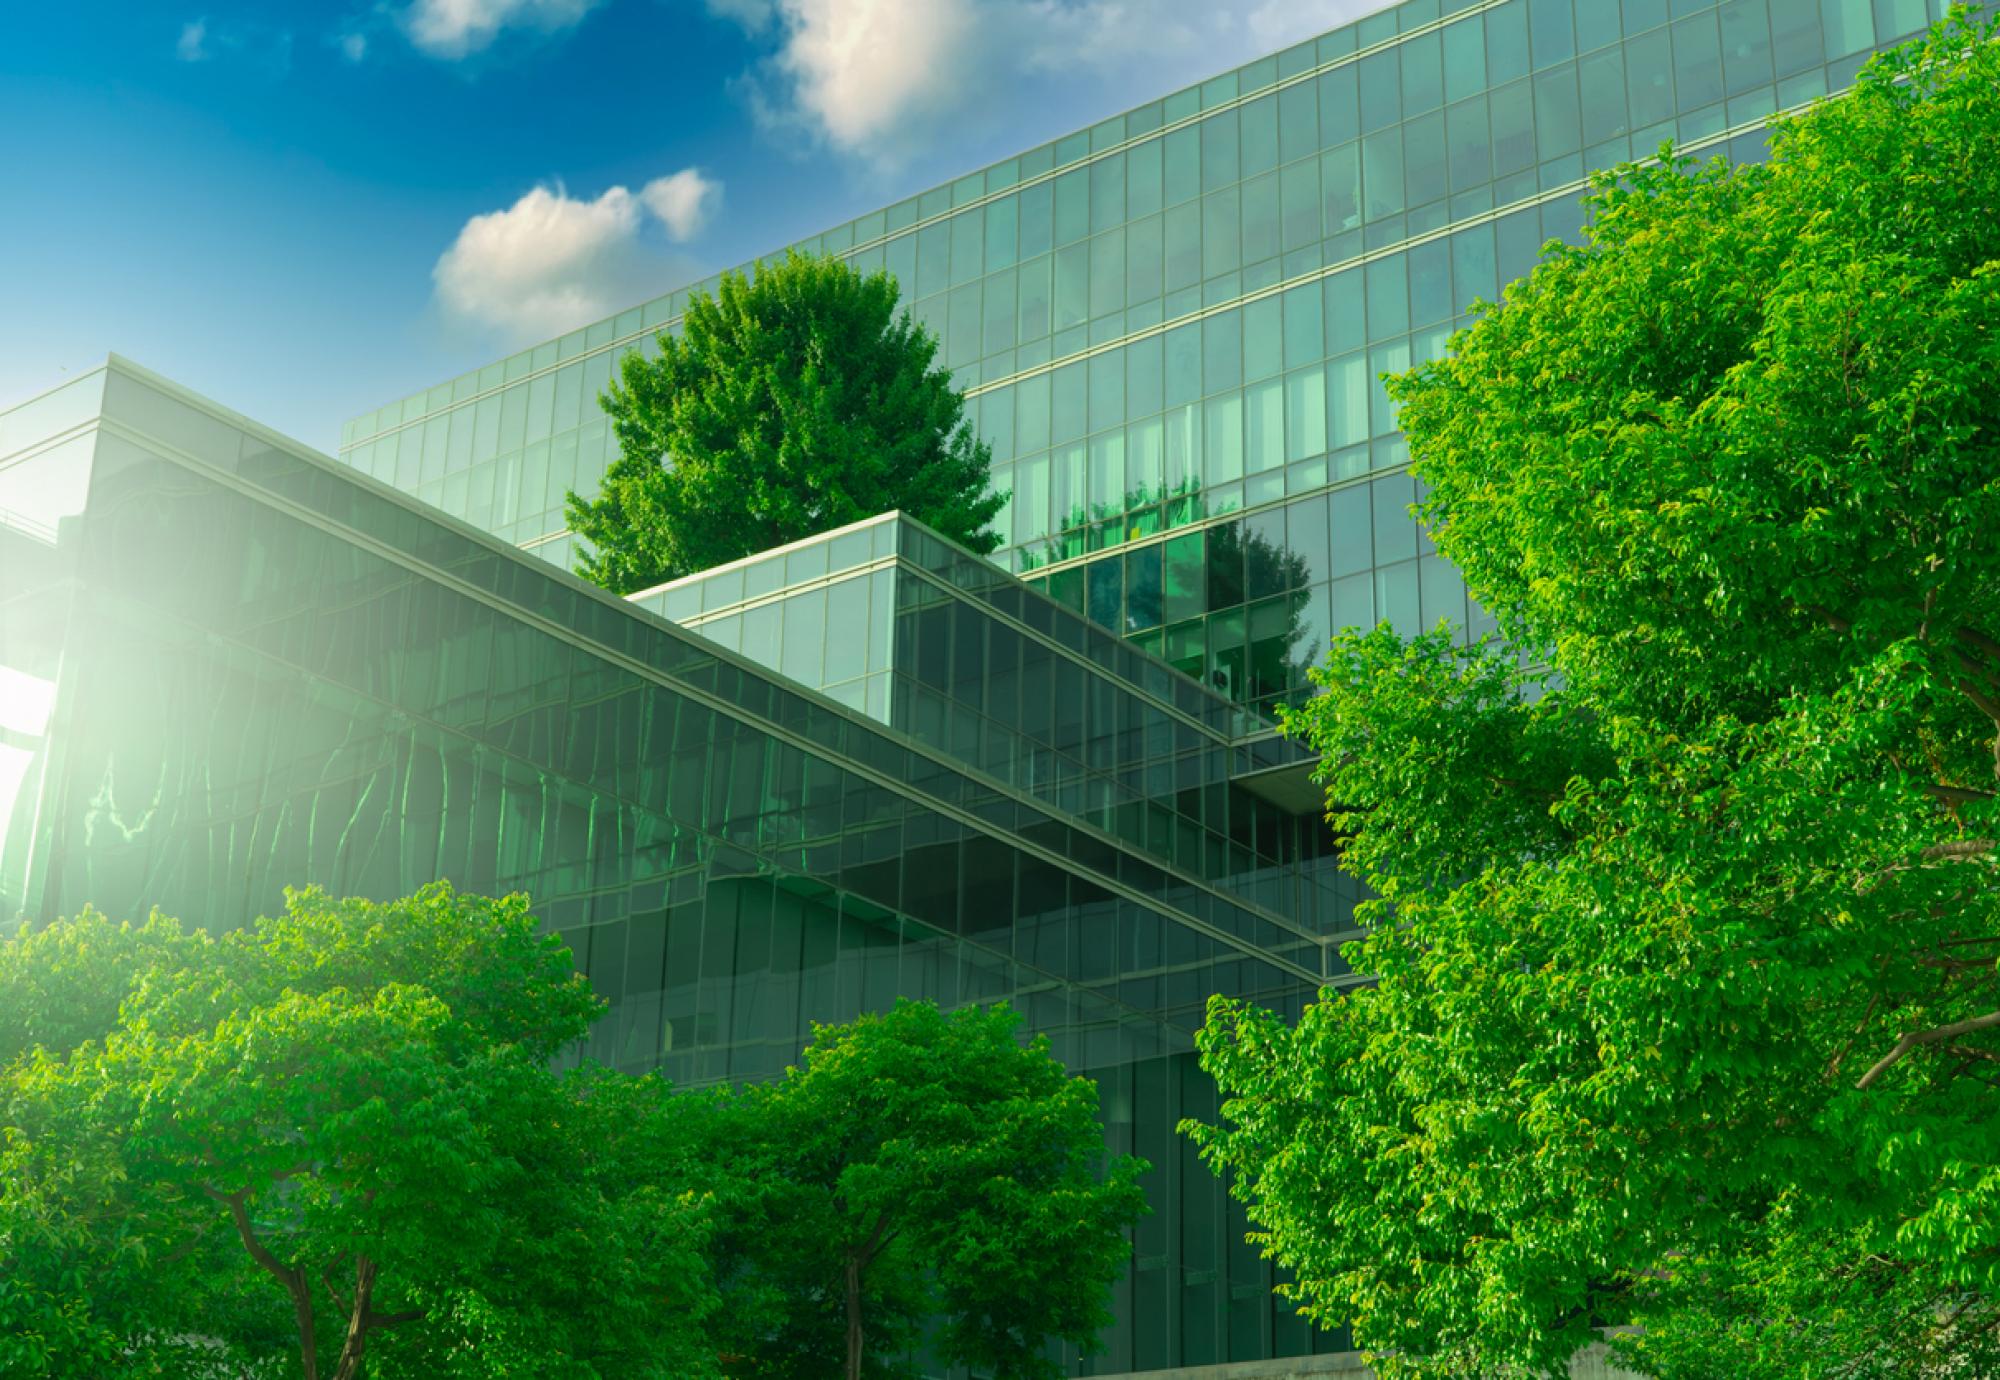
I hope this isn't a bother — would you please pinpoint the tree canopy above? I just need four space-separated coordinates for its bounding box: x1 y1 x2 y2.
1 893 1142 1380
0 884 719 1380
567 251 1005 592
701 1000 1147 1380
1189 15 2000 1379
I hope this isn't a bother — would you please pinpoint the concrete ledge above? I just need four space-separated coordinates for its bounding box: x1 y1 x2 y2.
1100 1341 1640 1380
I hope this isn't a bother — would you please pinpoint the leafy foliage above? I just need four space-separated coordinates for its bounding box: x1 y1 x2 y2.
567 251 1005 592
704 1000 1147 1380
0 884 719 1380
1189 15 2000 1378
2 893 1141 1380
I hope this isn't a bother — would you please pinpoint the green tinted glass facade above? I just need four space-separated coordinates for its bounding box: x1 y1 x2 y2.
338 0 1942 722
2 359 1364 1373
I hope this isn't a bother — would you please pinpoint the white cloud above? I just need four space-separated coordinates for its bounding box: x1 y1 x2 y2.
174 16 294 73
434 172 720 342
734 0 1392 166
339 31 369 61
640 169 721 242
401 0 605 59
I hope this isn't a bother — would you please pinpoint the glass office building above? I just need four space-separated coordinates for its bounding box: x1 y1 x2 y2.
1 3 1948 1376
0 358 1359 1373
337 0 1946 724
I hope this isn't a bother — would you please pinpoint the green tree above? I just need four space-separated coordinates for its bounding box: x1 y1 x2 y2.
707 1000 1147 1380
0 884 720 1380
1189 15 2000 1379
0 908 275 1380
568 251 1005 592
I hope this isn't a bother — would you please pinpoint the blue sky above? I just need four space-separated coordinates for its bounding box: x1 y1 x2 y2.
0 0 1382 451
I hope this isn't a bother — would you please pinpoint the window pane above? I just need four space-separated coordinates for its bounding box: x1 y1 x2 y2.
1127 214 1163 305
1672 15 1725 110
1201 110 1240 192
1820 0 1873 58
1205 394 1244 482
1491 80 1537 174
1443 15 1489 102
1203 188 1242 278
1362 128 1405 221
1446 95 1493 191
1243 297 1281 382
1327 353 1369 449
1018 254 1051 342
1090 231 1126 318
950 211 984 286
1358 51 1400 133
1529 0 1576 67
1088 557 1123 629
1450 223 1499 308
1329 483 1372 577
1401 32 1444 115
983 270 1017 355
1318 65 1359 146
1127 334 1164 417
1165 126 1202 205
1372 473 1419 562
1408 240 1452 327
1535 64 1582 160
1126 544 1163 631
1279 79 1318 163
1165 323 1201 405
1285 367 1327 462
1128 138 1164 217
1719 0 1775 96
1052 363 1087 442
1281 158 1321 251
1090 353 1126 435
1325 268 1365 353
917 221 949 296
1055 243 1090 330
1627 30 1676 127
1403 111 1447 208
1577 1 1622 51
1019 181 1054 258
1282 282 1324 369
970 189 1013 261
1245 379 1283 474
1242 173 1280 265
1579 47 1629 135
1164 532 1205 621
1487 0 1531 84
1322 144 1362 233
1203 310 1243 393
1241 95 1279 177
1091 153 1126 234
1365 256 1409 338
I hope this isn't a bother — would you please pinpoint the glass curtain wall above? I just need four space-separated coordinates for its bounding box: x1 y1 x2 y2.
338 0 1944 724
1 359 1357 1373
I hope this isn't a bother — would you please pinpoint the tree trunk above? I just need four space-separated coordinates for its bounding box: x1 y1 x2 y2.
292 1279 319 1380
845 1252 864 1380
330 1257 377 1380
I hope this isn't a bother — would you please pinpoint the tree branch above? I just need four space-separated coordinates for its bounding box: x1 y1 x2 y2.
1957 625 2000 666
1957 679 2000 729
1855 1010 2000 1090
204 1185 317 1380
1945 1043 2000 1067
1924 782 1995 806
1826 991 1880 1082
1924 839 1997 862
